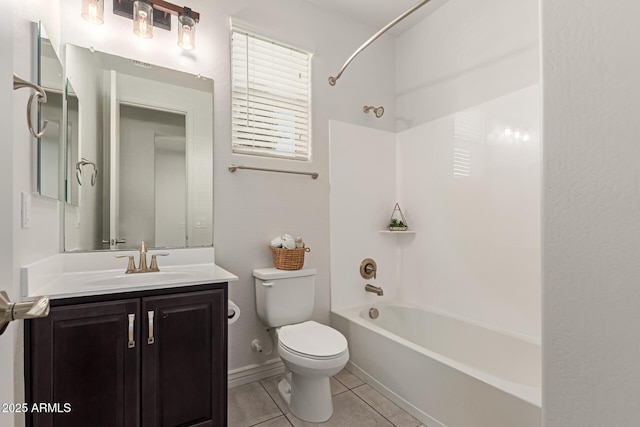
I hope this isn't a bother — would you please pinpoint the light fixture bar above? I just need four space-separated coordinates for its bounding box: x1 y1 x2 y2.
113 0 171 30
147 0 200 22
111 0 200 49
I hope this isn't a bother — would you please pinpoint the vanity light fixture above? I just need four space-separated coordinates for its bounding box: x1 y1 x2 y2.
111 0 200 50
81 0 105 25
133 0 154 39
177 7 196 50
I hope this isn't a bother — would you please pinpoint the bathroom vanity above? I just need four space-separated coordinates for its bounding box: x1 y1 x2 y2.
21 248 237 427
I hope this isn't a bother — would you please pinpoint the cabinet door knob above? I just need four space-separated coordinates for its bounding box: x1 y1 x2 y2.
147 311 155 344
128 314 135 348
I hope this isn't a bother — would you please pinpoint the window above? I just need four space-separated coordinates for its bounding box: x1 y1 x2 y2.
231 26 312 160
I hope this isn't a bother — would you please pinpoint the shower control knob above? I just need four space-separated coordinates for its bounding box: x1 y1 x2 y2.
360 258 377 279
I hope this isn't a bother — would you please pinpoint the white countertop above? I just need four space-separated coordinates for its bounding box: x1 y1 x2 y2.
22 248 238 300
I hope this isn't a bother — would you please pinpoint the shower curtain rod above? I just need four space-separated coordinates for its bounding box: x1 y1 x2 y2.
328 0 432 86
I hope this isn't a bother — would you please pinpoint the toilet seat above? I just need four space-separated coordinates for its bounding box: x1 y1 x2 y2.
279 342 348 361
278 321 348 359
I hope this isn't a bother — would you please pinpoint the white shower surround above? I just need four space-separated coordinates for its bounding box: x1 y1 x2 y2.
329 86 541 425
330 84 541 340
332 301 541 427
397 84 541 339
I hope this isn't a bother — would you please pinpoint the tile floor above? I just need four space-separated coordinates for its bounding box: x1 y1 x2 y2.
228 368 426 427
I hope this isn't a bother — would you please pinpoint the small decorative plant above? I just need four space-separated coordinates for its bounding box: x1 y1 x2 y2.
387 203 408 231
389 218 405 229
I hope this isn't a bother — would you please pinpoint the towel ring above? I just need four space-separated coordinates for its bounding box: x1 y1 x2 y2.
13 73 48 138
75 158 98 187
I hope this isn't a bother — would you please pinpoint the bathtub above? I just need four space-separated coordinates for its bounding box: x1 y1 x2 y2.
331 301 541 427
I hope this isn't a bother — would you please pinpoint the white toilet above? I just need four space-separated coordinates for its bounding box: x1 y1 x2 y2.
253 268 349 423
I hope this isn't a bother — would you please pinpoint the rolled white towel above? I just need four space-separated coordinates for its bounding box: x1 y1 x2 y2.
281 234 296 249
270 236 284 248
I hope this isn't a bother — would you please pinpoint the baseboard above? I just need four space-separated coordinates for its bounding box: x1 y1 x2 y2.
346 360 447 427
228 359 285 389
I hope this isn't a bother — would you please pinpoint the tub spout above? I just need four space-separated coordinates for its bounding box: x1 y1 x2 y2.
365 284 384 296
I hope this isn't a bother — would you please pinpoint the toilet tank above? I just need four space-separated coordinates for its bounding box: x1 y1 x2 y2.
253 268 316 327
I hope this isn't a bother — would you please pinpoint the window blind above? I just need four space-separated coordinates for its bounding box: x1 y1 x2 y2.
231 28 312 161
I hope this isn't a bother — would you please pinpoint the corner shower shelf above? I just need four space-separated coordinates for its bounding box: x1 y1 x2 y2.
379 230 416 234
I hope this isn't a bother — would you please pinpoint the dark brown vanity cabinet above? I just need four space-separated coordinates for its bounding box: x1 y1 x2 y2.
26 284 227 427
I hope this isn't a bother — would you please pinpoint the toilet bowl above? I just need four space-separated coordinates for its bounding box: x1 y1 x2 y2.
275 321 349 422
253 268 349 422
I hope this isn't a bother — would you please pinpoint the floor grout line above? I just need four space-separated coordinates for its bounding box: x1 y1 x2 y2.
333 377 349 389
258 378 287 418
332 388 351 397
350 387 419 427
283 413 294 426
249 413 289 427
333 374 361 390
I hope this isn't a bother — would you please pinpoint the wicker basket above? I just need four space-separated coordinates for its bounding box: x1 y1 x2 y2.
270 246 311 270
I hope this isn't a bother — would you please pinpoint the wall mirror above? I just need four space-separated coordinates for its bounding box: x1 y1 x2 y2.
38 25 64 200
63 44 214 252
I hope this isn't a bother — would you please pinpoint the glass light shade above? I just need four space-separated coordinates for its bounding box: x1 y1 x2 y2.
81 0 104 25
178 14 196 50
133 1 154 39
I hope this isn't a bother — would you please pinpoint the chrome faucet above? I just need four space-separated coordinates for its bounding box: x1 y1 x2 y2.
115 241 169 274
365 284 384 296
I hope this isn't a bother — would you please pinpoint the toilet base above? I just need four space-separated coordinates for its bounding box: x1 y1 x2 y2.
278 374 333 423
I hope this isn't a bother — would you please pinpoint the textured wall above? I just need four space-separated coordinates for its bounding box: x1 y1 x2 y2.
543 1 640 425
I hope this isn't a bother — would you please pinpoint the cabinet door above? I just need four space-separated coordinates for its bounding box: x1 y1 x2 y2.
29 299 140 427
142 289 226 427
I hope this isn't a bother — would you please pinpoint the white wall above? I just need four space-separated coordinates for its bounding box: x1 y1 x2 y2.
396 0 539 132
397 85 541 339
0 1 16 425
329 121 397 310
543 1 640 425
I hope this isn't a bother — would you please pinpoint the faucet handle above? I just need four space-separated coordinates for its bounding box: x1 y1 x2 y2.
115 255 137 273
149 253 170 272
360 258 377 279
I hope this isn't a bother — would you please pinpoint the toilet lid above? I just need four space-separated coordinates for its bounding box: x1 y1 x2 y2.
279 321 348 358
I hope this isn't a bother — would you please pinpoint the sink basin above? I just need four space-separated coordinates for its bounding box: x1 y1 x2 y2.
56 265 219 293
84 271 200 288
22 248 239 300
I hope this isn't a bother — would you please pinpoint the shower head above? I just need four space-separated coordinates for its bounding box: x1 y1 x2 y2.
364 105 384 118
